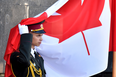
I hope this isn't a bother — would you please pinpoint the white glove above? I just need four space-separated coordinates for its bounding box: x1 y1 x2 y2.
18 24 29 35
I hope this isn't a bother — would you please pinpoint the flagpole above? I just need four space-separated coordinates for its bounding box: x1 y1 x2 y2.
113 52 116 77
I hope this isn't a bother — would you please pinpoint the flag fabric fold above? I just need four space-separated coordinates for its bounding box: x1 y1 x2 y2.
36 0 111 77
4 0 68 77
4 0 113 77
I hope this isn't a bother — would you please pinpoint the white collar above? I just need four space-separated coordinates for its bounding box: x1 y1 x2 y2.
31 48 36 58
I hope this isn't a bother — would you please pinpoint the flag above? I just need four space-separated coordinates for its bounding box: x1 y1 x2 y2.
4 0 68 77
109 0 116 52
36 0 111 77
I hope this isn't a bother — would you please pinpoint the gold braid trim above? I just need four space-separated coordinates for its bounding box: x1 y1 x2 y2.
27 67 30 77
29 64 35 77
31 24 44 32
11 64 16 77
30 61 42 77
11 63 29 77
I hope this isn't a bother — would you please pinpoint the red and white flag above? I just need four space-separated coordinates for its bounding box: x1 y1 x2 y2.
36 0 111 77
4 0 112 77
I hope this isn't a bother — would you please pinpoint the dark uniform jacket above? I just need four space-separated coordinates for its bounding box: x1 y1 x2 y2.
10 34 46 77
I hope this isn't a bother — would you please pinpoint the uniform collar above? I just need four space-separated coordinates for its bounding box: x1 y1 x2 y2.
31 48 36 58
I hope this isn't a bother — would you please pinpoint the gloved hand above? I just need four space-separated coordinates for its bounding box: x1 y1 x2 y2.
18 24 29 35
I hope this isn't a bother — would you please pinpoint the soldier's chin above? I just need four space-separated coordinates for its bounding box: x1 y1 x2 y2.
36 44 40 46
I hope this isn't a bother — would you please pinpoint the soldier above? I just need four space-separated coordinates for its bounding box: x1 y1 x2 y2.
9 20 46 77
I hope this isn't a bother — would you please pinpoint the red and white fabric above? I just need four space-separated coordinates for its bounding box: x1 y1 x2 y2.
4 0 68 77
36 0 111 77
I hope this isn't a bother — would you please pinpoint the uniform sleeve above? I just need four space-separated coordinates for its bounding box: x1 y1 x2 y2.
10 33 32 68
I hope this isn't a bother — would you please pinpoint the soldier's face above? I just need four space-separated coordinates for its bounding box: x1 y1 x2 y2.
31 32 43 48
